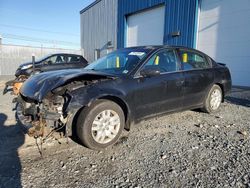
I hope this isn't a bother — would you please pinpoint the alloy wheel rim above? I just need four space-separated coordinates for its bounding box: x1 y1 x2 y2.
91 110 120 144
210 89 222 110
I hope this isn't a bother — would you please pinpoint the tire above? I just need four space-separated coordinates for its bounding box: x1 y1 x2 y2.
202 84 223 113
76 99 125 150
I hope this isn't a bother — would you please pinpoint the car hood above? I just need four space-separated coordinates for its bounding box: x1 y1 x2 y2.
20 69 117 102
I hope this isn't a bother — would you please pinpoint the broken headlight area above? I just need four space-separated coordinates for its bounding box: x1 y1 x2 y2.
17 78 107 140
17 93 71 139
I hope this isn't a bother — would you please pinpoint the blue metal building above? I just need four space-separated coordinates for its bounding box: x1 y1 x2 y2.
80 0 198 62
117 0 198 49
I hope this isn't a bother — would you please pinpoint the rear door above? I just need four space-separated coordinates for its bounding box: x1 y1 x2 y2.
178 48 214 108
132 48 184 119
66 55 88 69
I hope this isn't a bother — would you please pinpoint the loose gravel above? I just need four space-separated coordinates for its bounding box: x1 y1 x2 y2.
0 78 249 188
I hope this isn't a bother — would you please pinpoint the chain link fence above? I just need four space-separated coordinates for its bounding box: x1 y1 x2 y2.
0 44 83 75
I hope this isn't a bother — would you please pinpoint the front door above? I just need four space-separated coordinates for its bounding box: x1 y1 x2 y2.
40 54 67 72
64 55 86 69
131 48 184 120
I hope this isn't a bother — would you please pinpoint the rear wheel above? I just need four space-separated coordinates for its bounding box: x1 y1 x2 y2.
76 99 125 150
202 85 223 113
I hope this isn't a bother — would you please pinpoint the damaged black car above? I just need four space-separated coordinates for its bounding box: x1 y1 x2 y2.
17 46 231 150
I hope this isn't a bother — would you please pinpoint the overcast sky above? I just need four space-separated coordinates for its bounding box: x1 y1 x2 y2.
0 0 95 49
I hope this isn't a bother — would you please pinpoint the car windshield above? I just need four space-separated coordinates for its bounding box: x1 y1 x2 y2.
85 49 150 75
35 54 53 62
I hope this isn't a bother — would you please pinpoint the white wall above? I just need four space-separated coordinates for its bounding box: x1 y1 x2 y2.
197 0 250 86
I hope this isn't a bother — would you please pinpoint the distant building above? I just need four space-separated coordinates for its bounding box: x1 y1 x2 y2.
80 0 250 86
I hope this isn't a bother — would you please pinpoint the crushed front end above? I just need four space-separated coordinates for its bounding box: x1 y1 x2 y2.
16 71 115 140
17 92 69 138
16 69 116 141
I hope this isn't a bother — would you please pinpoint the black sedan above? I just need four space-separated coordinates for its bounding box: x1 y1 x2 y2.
4 53 88 95
18 46 231 150
15 53 88 78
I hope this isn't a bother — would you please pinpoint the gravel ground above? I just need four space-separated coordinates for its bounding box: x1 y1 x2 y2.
0 77 249 188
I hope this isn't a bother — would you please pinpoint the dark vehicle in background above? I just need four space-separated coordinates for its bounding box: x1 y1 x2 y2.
4 53 88 95
15 53 88 77
18 46 231 150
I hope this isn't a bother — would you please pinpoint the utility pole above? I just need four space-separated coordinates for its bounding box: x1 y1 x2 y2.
0 35 2 75
32 53 35 74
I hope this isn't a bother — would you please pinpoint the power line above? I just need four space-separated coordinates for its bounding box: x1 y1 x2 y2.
1 33 80 46
0 23 80 37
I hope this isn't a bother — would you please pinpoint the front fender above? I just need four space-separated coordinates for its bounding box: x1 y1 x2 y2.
65 85 132 136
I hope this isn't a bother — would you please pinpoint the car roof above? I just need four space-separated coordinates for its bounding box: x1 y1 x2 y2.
122 45 195 50
48 53 83 56
121 45 211 58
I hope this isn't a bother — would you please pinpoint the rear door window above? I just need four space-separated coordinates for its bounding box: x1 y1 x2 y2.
179 49 211 70
68 55 81 63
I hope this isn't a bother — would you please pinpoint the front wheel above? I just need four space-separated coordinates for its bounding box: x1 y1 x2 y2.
76 99 125 150
202 85 223 113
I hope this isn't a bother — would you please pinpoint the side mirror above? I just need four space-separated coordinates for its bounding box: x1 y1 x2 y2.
140 67 161 77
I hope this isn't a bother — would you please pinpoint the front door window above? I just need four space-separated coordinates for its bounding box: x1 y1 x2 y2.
142 49 179 73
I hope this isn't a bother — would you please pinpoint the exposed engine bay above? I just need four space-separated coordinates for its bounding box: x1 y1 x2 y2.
17 76 113 140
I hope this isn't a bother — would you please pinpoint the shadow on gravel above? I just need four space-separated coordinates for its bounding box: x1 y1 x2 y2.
225 96 250 108
0 113 24 188
225 87 250 108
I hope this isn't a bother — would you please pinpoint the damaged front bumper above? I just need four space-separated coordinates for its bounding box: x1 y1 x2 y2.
16 70 114 139
16 93 70 138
